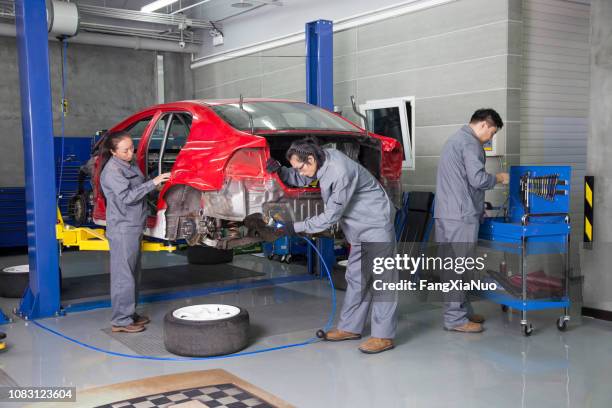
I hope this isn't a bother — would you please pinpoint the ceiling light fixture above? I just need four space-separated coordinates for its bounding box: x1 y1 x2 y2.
231 1 254 8
141 0 179 13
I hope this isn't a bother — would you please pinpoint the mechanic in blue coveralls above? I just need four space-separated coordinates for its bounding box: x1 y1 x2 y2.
434 109 509 333
267 138 397 354
98 131 170 333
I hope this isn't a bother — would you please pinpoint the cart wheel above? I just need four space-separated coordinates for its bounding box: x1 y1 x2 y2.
267 254 274 260
557 317 568 332
285 254 292 264
523 324 533 336
501 305 509 313
316 329 326 339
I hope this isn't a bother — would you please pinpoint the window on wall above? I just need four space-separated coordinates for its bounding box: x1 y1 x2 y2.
359 97 415 170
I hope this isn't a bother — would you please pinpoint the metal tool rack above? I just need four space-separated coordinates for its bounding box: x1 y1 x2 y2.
479 166 571 336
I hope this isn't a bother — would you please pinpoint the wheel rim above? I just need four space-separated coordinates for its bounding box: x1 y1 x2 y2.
2 265 29 274
172 304 240 321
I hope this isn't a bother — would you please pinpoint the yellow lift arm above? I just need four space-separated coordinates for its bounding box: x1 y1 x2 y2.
56 209 176 252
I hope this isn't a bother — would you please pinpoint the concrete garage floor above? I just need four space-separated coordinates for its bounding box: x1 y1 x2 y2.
1 252 612 407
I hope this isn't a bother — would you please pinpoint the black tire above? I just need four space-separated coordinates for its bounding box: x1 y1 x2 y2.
0 265 63 298
0 265 29 298
68 193 88 226
331 261 348 291
163 304 249 357
186 245 233 265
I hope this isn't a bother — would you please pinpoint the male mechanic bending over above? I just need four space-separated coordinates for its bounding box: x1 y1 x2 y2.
267 138 397 354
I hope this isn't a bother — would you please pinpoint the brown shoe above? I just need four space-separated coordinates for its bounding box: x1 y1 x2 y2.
133 314 150 326
111 324 145 333
324 329 361 341
469 314 485 324
446 321 484 333
358 337 394 354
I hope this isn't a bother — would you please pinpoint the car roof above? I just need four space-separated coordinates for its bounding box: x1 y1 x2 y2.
195 98 305 106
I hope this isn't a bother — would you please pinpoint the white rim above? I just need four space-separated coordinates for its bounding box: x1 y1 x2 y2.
338 260 349 267
2 265 29 274
173 304 240 321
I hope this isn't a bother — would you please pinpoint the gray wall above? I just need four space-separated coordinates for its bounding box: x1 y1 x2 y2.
520 0 590 244
0 37 192 187
194 0 521 200
583 0 612 312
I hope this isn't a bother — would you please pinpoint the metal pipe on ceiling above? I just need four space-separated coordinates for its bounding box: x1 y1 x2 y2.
0 22 198 53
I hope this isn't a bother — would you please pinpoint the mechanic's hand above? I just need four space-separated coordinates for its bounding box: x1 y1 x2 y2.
496 172 509 185
266 158 282 174
153 172 171 186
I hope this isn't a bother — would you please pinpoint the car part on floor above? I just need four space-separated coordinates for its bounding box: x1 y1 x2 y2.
186 245 234 265
164 304 249 357
29 236 337 361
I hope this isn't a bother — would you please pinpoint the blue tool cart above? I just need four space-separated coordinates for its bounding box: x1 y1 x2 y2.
479 165 571 336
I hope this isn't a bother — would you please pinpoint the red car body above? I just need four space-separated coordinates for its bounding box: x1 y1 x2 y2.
92 99 402 248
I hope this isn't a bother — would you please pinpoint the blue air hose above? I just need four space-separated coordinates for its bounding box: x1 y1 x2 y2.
31 237 337 361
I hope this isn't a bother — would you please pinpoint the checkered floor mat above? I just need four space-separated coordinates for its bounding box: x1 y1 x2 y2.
95 383 275 408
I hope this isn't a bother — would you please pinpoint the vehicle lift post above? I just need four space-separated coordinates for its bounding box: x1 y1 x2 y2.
305 19 338 277
14 0 62 320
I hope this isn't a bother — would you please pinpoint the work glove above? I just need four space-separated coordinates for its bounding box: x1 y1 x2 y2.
266 158 282 174
273 220 296 236
244 213 297 242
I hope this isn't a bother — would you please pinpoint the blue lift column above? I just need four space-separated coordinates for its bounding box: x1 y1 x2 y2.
306 20 333 111
15 0 61 319
305 19 337 277
0 308 10 324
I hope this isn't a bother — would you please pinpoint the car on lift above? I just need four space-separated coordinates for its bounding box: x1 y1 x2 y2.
89 99 403 263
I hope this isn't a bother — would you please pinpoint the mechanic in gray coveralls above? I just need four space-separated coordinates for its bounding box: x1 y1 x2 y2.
267 138 397 354
98 131 170 333
434 109 509 333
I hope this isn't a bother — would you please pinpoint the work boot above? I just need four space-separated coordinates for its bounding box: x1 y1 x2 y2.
133 314 150 326
358 337 394 354
469 314 485 324
324 329 361 341
446 321 484 333
111 324 145 333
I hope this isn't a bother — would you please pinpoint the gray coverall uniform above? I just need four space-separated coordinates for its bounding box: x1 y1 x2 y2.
101 156 157 327
280 149 398 338
434 125 496 329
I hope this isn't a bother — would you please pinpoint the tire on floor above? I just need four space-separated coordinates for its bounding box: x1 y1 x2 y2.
186 245 234 265
0 265 30 298
0 265 62 298
331 260 348 291
164 304 249 357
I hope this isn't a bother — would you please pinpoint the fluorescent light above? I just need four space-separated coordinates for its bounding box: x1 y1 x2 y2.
141 0 178 13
